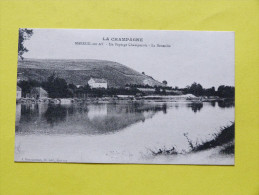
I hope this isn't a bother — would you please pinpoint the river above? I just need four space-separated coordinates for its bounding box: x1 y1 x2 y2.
15 100 234 164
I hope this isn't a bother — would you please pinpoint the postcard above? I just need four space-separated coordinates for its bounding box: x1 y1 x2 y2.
15 29 235 164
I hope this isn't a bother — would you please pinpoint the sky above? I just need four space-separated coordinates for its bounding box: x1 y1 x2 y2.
22 29 235 88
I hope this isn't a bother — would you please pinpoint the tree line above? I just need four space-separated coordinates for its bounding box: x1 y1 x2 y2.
180 82 234 98
18 75 234 98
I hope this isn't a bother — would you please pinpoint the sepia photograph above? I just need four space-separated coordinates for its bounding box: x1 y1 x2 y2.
15 29 235 165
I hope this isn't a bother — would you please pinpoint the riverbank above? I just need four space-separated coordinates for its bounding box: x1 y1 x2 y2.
16 94 232 105
150 123 235 157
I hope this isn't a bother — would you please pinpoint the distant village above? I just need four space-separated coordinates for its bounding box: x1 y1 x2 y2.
16 72 235 104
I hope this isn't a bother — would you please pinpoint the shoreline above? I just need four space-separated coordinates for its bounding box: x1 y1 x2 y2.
16 96 233 105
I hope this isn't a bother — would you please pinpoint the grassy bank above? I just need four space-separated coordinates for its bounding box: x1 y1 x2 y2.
151 122 235 156
191 123 234 153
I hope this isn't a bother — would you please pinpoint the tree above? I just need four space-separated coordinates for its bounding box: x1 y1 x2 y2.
142 72 145 75
217 85 234 98
189 82 203 96
18 79 40 97
43 74 71 98
83 84 91 91
162 80 168 86
155 86 161 94
68 83 77 90
203 87 216 96
18 28 33 60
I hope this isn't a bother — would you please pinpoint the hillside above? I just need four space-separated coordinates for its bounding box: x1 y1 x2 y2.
17 58 165 88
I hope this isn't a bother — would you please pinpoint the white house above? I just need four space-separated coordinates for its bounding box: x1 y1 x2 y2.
16 86 22 99
88 78 108 89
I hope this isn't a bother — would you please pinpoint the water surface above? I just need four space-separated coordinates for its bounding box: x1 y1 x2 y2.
15 101 234 164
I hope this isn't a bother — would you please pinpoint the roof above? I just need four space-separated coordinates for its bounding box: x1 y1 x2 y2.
17 86 22 91
90 78 107 83
31 87 48 94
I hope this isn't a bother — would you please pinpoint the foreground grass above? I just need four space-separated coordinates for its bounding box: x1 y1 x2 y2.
191 123 234 153
220 142 234 154
151 122 235 156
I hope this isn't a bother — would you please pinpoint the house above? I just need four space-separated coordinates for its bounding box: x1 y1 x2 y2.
17 72 28 82
137 88 156 95
17 73 22 82
16 86 22 99
88 78 108 89
30 87 48 99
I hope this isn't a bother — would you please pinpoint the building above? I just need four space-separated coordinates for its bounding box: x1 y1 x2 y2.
16 86 22 99
17 72 28 82
88 78 108 89
30 87 48 99
137 88 156 95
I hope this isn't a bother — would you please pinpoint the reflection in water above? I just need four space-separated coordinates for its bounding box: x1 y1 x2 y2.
15 103 169 135
218 100 235 108
210 101 216 107
188 103 203 113
15 100 234 136
88 104 107 120
45 105 67 125
15 100 235 164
